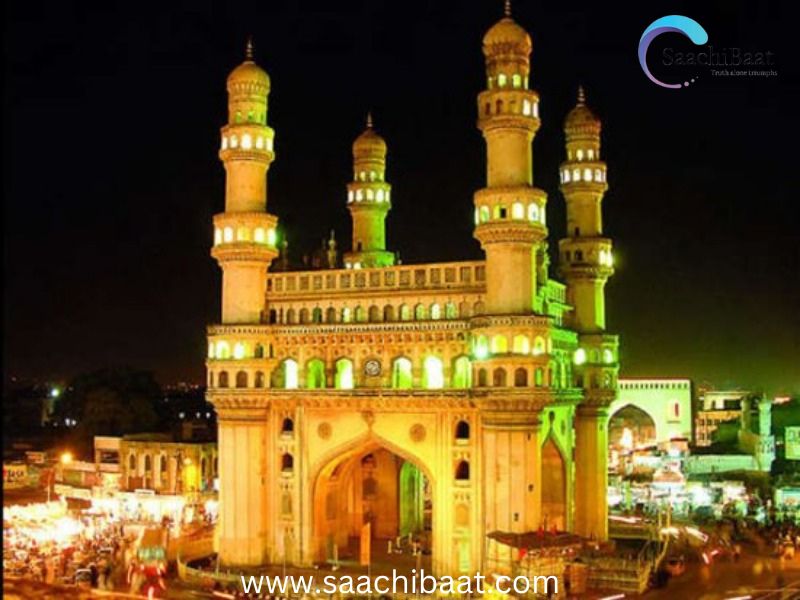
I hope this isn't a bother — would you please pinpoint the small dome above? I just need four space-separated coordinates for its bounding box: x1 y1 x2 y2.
482 17 532 56
564 87 601 133
353 114 386 157
227 39 270 91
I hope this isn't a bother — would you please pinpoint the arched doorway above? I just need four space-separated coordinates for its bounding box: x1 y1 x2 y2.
312 443 433 569
541 438 566 531
608 404 657 451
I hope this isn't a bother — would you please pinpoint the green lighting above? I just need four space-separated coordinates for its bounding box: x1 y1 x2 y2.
267 228 277 246
603 349 614 364
306 359 326 389
473 335 489 360
50 388 61 398
574 348 587 366
392 357 413 389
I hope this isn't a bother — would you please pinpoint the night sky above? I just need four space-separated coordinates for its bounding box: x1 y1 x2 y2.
4 1 799 393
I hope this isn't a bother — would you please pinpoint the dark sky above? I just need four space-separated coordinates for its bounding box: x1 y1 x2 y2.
4 0 799 393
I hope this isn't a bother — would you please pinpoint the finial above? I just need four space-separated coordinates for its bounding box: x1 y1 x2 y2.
577 85 586 105
245 36 254 61
366 112 373 129
504 0 512 17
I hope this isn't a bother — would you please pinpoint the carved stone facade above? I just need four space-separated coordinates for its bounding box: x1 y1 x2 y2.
205 8 619 575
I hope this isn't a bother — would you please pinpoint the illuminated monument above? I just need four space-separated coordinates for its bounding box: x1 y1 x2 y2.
206 6 619 574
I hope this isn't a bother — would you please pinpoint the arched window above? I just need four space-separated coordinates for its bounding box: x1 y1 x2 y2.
452 356 471 388
218 371 229 388
493 368 507 387
355 306 366 323
392 357 413 389
144 455 152 471
512 202 525 219
254 344 264 358
455 460 470 481
414 303 427 320
430 303 441 320
335 358 354 390
286 308 296 324
455 420 470 440
459 301 472 318
216 341 230 359
512 335 530 354
479 206 490 223
281 453 294 472
422 356 444 389
528 203 539 222
160 455 167 473
306 359 326 389
445 302 458 319
268 310 277 324
326 307 337 323
514 367 528 387
399 304 411 321
497 73 507 87
254 371 265 388
341 307 352 323
512 73 522 88
368 305 381 322
233 342 247 359
129 454 136 471
474 335 489 359
533 336 546 356
473 301 485 315
312 308 322 323
235 371 248 388
478 368 488 387
490 335 508 354
535 367 544 387
383 305 396 322
281 417 294 435
283 359 299 389
299 308 310 324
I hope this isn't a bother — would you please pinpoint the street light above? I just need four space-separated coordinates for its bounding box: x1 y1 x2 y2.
61 452 73 465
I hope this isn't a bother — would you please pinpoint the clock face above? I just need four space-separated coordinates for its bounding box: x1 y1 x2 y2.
364 359 381 377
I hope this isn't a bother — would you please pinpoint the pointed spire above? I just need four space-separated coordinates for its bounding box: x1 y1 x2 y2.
245 35 254 61
366 111 373 129
504 0 512 17
577 85 586 105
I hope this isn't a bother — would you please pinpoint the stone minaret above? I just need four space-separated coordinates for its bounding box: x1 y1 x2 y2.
344 113 395 269
211 38 278 323
558 86 619 541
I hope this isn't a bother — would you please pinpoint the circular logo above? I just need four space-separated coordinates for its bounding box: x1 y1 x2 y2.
638 15 708 89
364 359 381 377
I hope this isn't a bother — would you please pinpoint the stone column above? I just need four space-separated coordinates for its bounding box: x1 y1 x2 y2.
573 403 609 540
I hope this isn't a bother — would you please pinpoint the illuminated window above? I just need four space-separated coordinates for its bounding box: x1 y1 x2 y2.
574 348 587 365
376 189 384 202
369 171 376 181
254 228 265 243
348 190 354 203
216 341 231 359
588 149 595 159
540 206 546 224
366 189 374 200
535 368 544 386
497 73 507 87
221 136 228 150
208 343 214 358
573 169 580 181
255 136 264 149
341 307 352 323
306 359 326 389
430 303 441 320
512 202 525 219
532 102 539 117
236 227 250 241
490 335 508 354
399 304 411 321
445 302 458 319
473 335 489 360
512 335 530 354
335 358 354 390
214 228 222 245
479 206 490 223
414 303 427 320
523 99 531 115
359 171 366 181
528 203 539 222
233 342 246 359
595 168 602 181
386 190 391 202
533 336 545 356
452 356 471 388
392 357 413 389
241 134 252 150
230 135 238 148
266 138 273 151
283 359 299 389
512 74 521 88
267 228 277 246
603 349 614 364
356 190 364 201
576 149 584 160
584 168 592 181
223 227 233 243
563 169 571 183
423 356 444 389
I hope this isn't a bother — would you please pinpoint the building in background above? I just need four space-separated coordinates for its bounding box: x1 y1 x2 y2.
610 378 693 450
695 388 751 446
120 433 217 495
